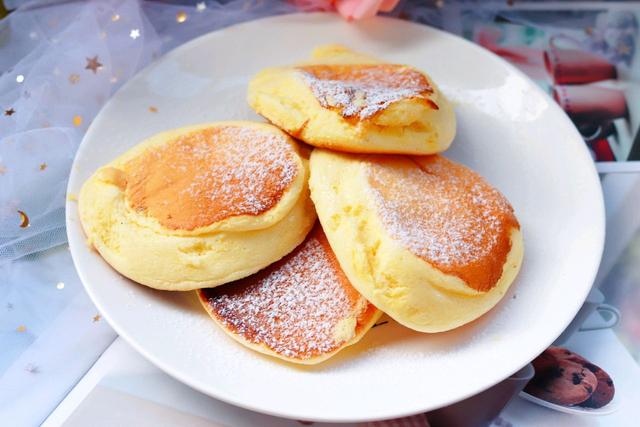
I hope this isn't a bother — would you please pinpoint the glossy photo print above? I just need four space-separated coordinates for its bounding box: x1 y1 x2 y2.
458 2 640 172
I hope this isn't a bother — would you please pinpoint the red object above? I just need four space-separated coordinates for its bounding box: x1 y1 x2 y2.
544 48 617 85
553 85 628 123
590 139 616 162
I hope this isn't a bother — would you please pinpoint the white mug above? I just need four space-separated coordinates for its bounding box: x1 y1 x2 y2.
554 287 620 345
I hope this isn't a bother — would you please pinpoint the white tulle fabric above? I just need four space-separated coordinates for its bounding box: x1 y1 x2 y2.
0 0 302 264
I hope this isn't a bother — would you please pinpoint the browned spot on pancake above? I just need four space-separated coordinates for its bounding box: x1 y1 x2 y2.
366 155 519 292
123 126 298 231
199 225 376 361
297 64 435 120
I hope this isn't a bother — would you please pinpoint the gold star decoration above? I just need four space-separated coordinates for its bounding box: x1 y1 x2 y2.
73 115 83 127
111 14 120 22
93 314 102 322
69 74 80 85
16 325 27 333
617 43 631 55
85 56 103 74
196 2 206 12
39 163 47 171
176 11 188 23
130 29 141 40
5 108 15 116
148 106 158 113
18 210 30 228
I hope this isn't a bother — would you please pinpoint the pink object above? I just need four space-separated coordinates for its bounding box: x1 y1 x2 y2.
544 48 617 85
335 0 400 21
474 28 548 79
553 85 628 123
476 29 544 65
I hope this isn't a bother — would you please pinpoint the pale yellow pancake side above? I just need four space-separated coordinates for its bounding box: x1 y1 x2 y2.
309 149 523 333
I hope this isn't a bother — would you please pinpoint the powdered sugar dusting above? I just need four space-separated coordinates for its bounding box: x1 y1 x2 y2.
298 64 433 120
201 228 368 360
366 155 518 291
125 125 298 230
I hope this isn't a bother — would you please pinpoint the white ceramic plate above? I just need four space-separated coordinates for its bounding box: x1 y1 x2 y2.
519 392 620 416
66 13 605 422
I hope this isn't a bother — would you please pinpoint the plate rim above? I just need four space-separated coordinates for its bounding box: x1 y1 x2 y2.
65 12 606 422
519 391 620 416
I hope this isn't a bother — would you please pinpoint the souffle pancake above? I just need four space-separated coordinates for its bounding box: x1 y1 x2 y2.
79 122 316 291
309 149 523 332
248 44 456 155
198 224 381 365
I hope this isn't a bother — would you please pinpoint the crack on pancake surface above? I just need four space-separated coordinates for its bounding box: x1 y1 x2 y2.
298 64 435 120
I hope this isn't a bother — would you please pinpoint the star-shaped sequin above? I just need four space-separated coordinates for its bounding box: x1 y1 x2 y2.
196 2 206 12
93 314 102 322
130 29 140 40
4 108 15 116
85 56 103 74
617 43 631 55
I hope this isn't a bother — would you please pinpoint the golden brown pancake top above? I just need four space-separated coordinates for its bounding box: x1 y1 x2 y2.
123 126 298 231
366 155 519 292
199 225 376 360
298 64 436 120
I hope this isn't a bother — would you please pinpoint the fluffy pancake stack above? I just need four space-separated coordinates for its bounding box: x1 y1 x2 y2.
79 45 523 364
